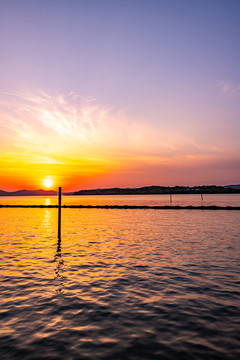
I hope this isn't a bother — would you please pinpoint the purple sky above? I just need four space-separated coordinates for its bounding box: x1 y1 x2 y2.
0 0 240 190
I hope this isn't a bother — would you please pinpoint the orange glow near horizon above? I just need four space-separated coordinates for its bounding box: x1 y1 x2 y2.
0 90 239 191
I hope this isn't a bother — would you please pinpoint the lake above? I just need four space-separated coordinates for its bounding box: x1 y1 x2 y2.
0 195 240 359
1 193 240 207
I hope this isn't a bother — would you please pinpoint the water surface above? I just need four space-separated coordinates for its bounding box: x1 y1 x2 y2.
0 193 240 207
0 201 240 359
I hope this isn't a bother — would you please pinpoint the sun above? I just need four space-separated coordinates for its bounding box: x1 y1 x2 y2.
42 177 54 189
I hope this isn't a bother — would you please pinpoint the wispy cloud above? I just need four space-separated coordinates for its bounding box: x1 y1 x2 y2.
0 90 123 162
0 89 187 162
218 81 240 96
1 90 109 139
0 89 237 169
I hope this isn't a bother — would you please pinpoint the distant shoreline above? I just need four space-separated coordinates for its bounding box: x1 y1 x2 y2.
72 185 240 196
0 185 240 196
0 204 240 210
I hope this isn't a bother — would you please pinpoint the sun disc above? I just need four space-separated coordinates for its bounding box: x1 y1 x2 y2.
42 178 54 189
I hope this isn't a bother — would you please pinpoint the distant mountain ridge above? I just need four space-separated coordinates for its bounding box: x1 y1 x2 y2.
0 189 57 196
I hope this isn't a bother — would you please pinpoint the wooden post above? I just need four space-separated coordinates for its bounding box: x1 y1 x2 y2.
170 193 172 203
58 187 61 239
201 193 203 201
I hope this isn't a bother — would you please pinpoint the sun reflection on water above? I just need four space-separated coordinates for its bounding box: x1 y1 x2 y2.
45 198 51 206
42 209 53 234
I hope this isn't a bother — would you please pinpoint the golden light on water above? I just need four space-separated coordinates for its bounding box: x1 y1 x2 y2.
45 198 51 206
42 178 54 189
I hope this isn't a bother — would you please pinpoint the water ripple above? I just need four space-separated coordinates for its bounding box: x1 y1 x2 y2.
0 208 240 359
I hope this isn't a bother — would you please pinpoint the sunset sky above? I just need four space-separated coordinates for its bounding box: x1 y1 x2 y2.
0 0 240 191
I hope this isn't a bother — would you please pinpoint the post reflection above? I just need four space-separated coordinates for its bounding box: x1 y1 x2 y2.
54 236 65 293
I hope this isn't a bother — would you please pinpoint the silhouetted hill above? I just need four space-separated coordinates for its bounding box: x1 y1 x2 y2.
73 185 240 195
225 184 240 189
0 189 57 196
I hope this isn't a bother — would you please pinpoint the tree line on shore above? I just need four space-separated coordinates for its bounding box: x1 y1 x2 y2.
73 185 240 196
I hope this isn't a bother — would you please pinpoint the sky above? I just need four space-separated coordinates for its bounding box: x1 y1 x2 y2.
0 0 240 191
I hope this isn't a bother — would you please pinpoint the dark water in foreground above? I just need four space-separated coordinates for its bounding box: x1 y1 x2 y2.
0 203 240 359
